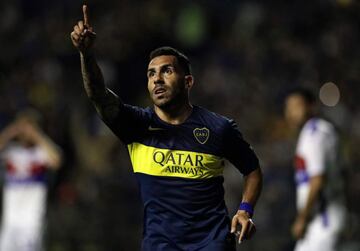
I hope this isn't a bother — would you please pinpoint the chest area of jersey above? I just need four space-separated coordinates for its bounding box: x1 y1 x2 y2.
142 123 223 154
5 148 46 178
128 125 225 179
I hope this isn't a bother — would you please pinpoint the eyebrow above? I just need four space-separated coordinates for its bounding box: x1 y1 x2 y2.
147 63 174 72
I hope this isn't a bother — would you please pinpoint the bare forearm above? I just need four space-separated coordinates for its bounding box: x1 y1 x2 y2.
298 175 324 219
72 6 121 121
31 130 63 169
80 51 121 121
231 167 262 242
241 167 262 207
80 51 106 100
0 124 19 151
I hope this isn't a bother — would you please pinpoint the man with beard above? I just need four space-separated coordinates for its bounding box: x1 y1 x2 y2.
71 5 262 251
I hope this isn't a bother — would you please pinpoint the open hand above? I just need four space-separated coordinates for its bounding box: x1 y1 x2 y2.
70 5 96 53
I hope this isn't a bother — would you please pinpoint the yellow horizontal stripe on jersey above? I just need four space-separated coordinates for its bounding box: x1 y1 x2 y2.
127 142 225 179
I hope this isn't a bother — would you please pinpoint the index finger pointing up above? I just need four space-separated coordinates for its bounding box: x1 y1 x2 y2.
83 4 89 26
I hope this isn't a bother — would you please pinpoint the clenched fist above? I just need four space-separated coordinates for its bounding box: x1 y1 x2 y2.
70 5 96 53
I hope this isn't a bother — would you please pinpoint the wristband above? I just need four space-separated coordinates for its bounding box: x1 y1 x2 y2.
239 202 254 217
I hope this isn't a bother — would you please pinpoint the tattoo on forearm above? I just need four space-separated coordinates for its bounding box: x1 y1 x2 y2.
80 53 106 99
80 53 121 121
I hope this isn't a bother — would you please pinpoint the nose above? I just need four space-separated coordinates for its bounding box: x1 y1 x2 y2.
153 72 164 85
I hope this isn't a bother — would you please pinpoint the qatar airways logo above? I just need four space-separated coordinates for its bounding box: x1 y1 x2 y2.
152 151 205 175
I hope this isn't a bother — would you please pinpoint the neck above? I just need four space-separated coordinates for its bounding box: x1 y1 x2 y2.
154 101 193 125
295 114 314 131
302 113 315 126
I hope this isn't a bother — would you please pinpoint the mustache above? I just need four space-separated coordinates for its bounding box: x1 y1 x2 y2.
154 80 165 85
153 81 167 93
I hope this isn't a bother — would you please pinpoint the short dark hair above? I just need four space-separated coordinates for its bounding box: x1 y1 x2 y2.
287 87 316 105
149 46 192 75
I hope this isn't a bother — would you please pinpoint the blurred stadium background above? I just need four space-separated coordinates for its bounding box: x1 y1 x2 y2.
0 0 359 250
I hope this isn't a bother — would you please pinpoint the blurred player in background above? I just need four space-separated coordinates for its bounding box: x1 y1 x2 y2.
0 109 62 251
71 5 262 251
285 88 347 251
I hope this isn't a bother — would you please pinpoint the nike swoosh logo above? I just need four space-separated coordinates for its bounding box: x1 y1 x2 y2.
148 126 165 131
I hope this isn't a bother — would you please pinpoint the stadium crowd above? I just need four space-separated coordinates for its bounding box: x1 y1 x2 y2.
0 0 359 250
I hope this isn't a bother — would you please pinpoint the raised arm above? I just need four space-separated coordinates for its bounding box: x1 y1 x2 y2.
70 5 121 122
22 121 63 170
0 123 20 152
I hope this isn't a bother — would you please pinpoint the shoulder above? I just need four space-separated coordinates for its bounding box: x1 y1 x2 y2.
302 118 336 135
105 105 153 143
194 106 234 129
300 118 337 144
121 104 153 118
111 104 153 127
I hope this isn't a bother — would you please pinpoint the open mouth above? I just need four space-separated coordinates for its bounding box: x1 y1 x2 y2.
154 88 166 95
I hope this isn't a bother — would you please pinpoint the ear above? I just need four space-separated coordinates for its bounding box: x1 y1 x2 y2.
184 75 194 90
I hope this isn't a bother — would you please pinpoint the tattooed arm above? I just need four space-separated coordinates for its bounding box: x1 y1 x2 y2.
80 52 121 121
71 5 121 122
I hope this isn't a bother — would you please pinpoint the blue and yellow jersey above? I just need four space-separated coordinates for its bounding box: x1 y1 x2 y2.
104 104 259 251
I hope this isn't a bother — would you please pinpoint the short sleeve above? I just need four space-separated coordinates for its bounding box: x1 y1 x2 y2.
301 129 336 177
223 120 260 175
103 104 151 144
